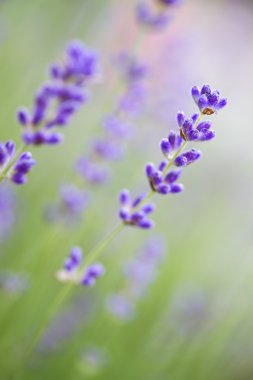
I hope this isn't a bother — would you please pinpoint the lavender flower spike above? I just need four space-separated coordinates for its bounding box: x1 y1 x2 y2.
191 84 227 115
119 189 154 229
81 263 105 287
17 40 100 147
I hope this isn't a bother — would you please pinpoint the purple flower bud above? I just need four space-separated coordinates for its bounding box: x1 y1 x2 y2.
17 108 30 126
217 98 228 110
160 138 170 156
119 208 130 221
177 111 185 127
5 141 15 157
191 86 200 103
158 161 167 171
137 219 154 229
146 162 156 179
196 121 212 131
164 169 182 184
0 143 7 166
70 246 83 266
191 113 199 123
201 84 211 95
119 189 131 206
170 183 184 193
141 203 155 214
187 129 199 141
156 184 171 194
132 194 145 208
10 152 36 185
130 211 145 223
168 131 182 151
199 129 215 141
81 263 105 287
174 155 188 167
183 149 201 162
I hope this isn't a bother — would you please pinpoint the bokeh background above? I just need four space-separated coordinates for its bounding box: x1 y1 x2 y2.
0 0 253 379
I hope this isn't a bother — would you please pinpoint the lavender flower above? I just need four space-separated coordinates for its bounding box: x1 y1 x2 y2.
177 111 216 142
0 140 36 185
17 40 100 147
146 162 183 194
0 271 29 294
56 248 104 288
76 157 110 185
119 189 155 229
118 84 227 229
106 237 165 321
64 246 83 272
46 184 89 225
0 185 16 240
191 84 227 115
136 2 171 30
81 263 105 287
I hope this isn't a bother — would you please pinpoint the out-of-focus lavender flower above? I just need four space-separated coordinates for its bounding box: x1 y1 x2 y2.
39 296 94 353
56 248 105 288
118 189 155 229
191 84 227 115
76 157 110 185
17 40 100 147
0 140 35 185
106 237 165 322
106 294 135 321
114 51 148 84
81 263 105 287
45 184 89 225
0 271 29 294
136 2 171 30
0 185 16 240
92 138 124 161
118 82 147 116
64 246 83 272
10 152 36 185
103 115 133 139
77 346 109 376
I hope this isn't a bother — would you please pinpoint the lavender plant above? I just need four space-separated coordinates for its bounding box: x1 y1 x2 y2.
56 84 227 288
0 40 100 186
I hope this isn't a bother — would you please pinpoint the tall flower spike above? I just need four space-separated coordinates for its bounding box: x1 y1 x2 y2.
17 40 100 147
117 84 227 229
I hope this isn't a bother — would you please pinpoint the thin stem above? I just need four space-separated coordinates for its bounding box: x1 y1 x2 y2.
83 222 125 267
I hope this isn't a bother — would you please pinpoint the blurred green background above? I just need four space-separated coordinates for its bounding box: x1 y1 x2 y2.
0 0 253 379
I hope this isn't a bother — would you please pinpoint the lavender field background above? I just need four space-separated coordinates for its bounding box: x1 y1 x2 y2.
0 0 253 379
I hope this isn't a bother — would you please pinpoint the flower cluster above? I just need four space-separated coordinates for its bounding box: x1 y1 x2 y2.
17 40 100 146
56 247 105 288
191 84 227 115
119 84 227 228
136 0 180 30
106 237 164 321
119 189 155 229
0 140 35 185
